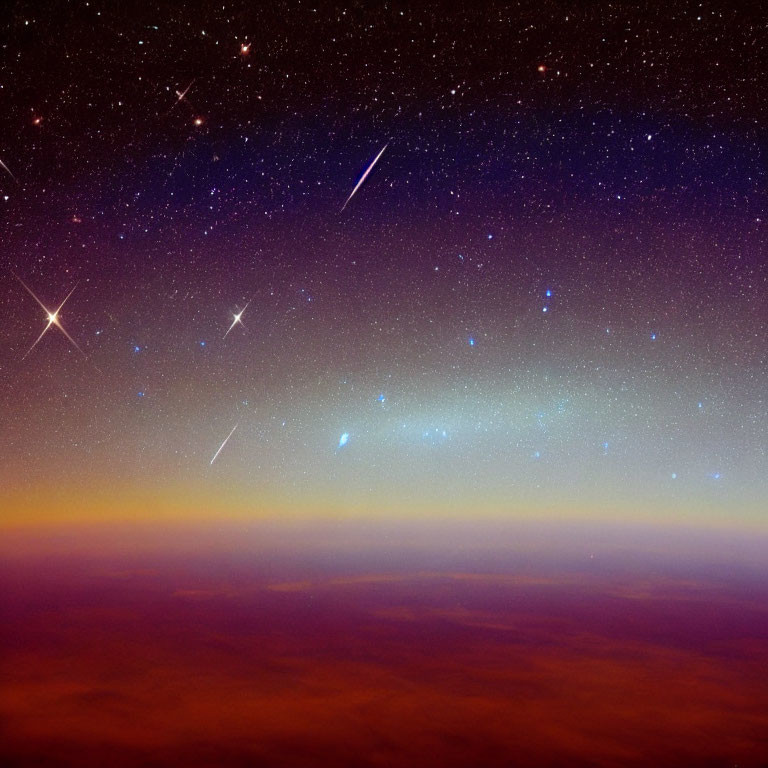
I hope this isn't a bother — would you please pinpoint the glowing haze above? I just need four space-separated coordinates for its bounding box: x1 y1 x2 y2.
1 3 765 532
1 5 767 765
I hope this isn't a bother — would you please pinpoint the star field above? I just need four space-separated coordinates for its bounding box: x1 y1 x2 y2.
0 1 765 525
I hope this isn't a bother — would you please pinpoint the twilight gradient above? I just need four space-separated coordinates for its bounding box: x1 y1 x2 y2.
1 1 767 766
0 1 765 526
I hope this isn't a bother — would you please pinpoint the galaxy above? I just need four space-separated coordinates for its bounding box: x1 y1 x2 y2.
1 2 766 766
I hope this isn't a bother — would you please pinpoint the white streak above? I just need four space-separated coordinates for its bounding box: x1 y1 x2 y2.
341 143 388 212
165 80 196 116
176 80 195 103
0 156 17 182
210 424 238 465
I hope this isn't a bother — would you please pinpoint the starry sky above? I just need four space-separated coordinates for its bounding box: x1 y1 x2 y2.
1 0 765 528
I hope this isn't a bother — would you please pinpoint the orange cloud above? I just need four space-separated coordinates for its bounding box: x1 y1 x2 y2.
2 553 768 767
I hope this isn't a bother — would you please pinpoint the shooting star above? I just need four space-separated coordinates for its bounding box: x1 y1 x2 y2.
13 273 88 360
341 142 388 212
0 156 17 183
210 424 238 465
175 79 194 104
165 79 196 116
224 301 249 338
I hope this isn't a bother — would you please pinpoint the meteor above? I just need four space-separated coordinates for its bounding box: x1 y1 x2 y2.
341 143 388 212
210 424 238 465
175 80 194 103
165 79 196 116
13 273 88 360
0 156 17 182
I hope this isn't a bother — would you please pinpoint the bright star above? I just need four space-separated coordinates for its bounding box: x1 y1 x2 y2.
224 301 250 338
14 273 88 360
338 432 349 449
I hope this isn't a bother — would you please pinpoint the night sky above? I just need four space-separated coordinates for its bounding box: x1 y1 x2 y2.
1 2 766 524
2 3 768 766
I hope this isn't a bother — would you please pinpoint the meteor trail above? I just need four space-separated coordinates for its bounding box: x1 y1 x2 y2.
0 156 17 182
210 424 238 465
341 143 388 212
175 80 194 103
13 273 88 360
224 301 249 338
165 79 196 116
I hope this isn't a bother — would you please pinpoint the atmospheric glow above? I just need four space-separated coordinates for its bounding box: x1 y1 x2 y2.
1 5 766 765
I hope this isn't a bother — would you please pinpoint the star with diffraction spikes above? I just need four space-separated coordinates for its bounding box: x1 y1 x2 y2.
13 273 90 362
224 301 250 339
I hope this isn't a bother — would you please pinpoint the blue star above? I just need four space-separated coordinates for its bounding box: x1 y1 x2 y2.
377 393 386 403
671 473 677 479
468 336 475 346
545 289 552 297
133 345 141 353
542 306 548 313
650 333 657 341
199 341 206 347
338 432 349 449
137 391 145 398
